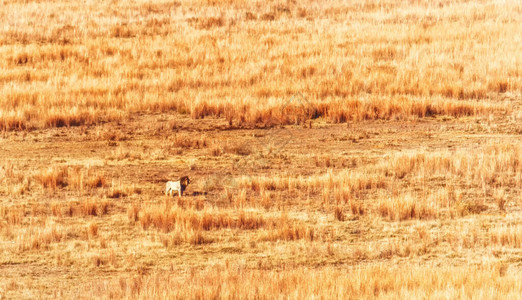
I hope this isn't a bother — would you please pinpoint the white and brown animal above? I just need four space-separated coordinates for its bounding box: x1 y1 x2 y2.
165 176 190 197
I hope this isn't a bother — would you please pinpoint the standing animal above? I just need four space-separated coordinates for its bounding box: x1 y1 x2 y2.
165 176 190 197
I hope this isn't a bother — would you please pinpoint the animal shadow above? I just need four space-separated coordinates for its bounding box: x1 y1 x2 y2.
190 191 208 196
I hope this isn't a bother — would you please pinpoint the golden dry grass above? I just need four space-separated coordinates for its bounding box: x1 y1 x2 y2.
63 263 522 299
0 0 519 130
3 123 521 297
1 0 522 298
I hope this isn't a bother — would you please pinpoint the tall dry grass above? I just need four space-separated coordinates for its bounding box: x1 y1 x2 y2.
376 193 438 221
1 0 519 130
489 225 522 248
231 141 520 219
379 142 522 187
238 170 387 195
135 205 315 244
65 263 522 299
0 163 108 198
34 166 107 192
14 223 70 252
138 206 270 233
239 141 520 194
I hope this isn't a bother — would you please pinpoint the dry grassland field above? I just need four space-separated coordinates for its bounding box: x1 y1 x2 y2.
1 0 522 298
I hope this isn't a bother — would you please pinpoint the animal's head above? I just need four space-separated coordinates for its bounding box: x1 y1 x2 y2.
180 176 190 186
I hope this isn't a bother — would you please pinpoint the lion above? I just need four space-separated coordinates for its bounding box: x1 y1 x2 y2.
165 176 190 197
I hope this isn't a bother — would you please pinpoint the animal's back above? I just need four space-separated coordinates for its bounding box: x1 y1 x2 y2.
165 181 181 196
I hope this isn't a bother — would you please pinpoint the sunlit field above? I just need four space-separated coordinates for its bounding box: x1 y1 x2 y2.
1 0 521 298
